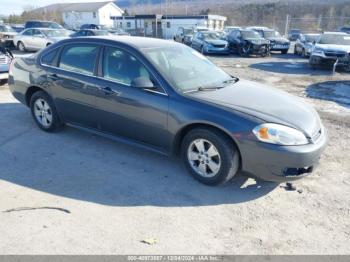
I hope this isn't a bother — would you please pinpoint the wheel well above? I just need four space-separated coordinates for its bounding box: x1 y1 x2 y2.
25 86 44 106
173 123 240 156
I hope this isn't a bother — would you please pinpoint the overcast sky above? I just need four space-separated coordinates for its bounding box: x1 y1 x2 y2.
1 0 108 16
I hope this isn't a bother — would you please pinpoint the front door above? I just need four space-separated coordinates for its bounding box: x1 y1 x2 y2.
94 46 169 151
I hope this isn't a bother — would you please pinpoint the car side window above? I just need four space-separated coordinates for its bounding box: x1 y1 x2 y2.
103 46 151 86
23 29 33 36
33 29 42 36
59 44 99 75
41 49 59 66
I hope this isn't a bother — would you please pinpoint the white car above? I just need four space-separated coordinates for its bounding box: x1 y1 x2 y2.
309 32 350 69
0 48 12 85
13 28 72 52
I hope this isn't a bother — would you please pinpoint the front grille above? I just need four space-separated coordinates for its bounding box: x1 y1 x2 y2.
0 56 8 64
325 51 346 58
213 44 226 48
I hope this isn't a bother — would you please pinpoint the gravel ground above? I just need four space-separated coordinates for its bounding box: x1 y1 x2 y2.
0 50 349 254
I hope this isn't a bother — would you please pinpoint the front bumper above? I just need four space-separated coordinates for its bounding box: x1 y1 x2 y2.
239 128 327 182
270 44 290 51
206 46 230 54
310 54 350 66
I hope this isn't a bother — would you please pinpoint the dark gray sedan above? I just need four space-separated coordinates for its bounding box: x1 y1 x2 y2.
8 36 327 185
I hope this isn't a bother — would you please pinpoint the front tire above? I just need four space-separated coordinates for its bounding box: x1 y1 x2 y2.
181 128 240 185
30 91 63 132
17 41 26 52
281 49 288 54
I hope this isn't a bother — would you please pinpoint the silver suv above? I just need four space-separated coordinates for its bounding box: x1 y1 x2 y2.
309 32 350 69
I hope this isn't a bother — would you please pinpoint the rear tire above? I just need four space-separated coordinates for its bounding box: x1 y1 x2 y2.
30 91 63 132
181 128 240 186
281 49 288 54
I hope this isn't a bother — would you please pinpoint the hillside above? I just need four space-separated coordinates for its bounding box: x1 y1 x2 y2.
120 0 350 32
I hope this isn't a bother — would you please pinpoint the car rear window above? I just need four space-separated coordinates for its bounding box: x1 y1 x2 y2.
59 44 99 75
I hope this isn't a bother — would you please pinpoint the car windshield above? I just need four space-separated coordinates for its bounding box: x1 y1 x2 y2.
143 45 232 92
242 30 261 39
202 32 220 40
319 34 350 45
264 30 281 38
0 25 16 32
304 34 319 42
42 29 69 37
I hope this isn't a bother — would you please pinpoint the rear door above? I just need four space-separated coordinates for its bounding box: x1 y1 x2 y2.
46 43 101 128
93 45 169 151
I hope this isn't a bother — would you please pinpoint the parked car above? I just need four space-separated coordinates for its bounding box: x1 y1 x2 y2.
80 24 109 30
288 29 302 41
0 24 17 47
8 37 327 185
108 28 130 36
248 27 290 54
24 20 64 29
13 28 71 52
174 27 194 45
339 26 350 34
223 26 241 35
0 46 13 85
294 33 320 57
11 24 24 33
70 29 111 37
309 32 350 69
194 26 210 32
191 31 230 54
227 29 270 56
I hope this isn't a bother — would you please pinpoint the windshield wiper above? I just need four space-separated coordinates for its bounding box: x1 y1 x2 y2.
183 77 239 94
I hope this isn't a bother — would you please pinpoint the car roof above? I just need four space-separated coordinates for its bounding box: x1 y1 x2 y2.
59 36 182 50
323 31 347 35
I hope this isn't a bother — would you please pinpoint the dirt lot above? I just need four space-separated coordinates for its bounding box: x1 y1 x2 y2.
0 50 349 254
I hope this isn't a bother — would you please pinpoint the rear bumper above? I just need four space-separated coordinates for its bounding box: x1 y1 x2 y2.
239 128 328 182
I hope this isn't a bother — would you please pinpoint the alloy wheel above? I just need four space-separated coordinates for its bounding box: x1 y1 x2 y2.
187 139 221 178
33 98 53 128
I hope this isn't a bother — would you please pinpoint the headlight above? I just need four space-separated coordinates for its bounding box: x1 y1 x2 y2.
253 123 309 146
313 47 324 55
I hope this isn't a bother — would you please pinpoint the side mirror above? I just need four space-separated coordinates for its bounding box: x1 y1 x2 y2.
131 77 155 89
312 40 316 45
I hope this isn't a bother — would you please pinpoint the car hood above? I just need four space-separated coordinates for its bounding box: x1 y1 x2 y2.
316 44 350 52
268 37 289 43
1 32 17 36
244 38 270 45
188 79 321 137
205 39 227 45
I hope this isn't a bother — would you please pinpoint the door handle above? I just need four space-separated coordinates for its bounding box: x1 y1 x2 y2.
100 86 121 96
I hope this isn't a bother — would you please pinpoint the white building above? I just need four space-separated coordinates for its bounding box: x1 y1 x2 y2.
111 14 227 39
62 1 124 29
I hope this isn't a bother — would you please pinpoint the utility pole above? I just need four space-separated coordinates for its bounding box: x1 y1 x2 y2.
284 14 290 37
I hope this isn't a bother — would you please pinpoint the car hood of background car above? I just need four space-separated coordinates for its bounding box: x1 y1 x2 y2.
316 44 350 52
268 37 290 44
188 79 321 137
205 39 227 45
2 32 17 36
244 38 270 45
49 36 70 42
